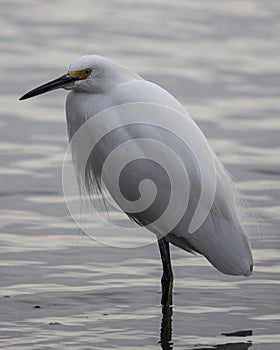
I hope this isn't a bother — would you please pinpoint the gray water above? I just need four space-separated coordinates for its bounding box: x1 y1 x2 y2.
0 1 279 349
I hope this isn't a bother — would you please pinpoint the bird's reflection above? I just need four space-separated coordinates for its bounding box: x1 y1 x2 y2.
159 306 252 350
159 306 173 350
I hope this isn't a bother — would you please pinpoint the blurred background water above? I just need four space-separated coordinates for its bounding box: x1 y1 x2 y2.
0 1 279 349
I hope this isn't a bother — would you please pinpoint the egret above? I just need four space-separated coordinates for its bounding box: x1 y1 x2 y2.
20 55 253 307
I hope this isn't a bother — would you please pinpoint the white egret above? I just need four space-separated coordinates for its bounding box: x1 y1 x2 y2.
20 55 253 307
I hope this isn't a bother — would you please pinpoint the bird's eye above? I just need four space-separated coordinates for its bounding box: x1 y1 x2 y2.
84 69 91 76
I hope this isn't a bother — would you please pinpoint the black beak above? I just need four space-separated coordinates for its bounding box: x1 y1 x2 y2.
19 74 79 101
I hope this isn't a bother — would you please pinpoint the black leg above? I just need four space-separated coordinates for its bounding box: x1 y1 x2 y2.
157 236 174 308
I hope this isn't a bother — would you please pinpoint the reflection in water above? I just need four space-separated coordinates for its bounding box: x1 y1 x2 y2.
222 330 253 337
159 307 252 350
159 306 173 350
193 343 252 350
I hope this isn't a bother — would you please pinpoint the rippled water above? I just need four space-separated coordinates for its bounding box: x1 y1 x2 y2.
0 1 279 349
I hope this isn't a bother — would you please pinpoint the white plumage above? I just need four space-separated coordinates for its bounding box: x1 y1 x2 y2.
20 55 253 305
65 55 253 277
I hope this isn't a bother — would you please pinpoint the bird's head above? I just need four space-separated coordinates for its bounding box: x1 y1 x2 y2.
20 55 138 100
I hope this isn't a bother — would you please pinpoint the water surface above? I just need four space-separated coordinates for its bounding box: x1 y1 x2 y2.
0 1 279 349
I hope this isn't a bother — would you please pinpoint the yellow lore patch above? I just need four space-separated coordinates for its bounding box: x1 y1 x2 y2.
69 68 92 80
